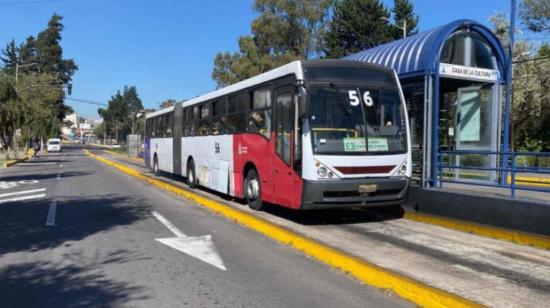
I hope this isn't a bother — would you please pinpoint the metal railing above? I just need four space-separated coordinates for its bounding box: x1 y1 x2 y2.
437 150 550 198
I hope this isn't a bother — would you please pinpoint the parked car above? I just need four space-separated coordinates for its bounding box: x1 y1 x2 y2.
47 138 62 152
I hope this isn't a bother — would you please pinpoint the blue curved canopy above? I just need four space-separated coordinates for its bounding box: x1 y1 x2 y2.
344 19 507 79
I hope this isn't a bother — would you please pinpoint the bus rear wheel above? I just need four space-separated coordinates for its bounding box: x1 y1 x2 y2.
153 156 160 176
245 169 263 211
187 160 197 188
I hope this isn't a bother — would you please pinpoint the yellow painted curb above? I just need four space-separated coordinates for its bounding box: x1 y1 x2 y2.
404 211 550 250
85 149 482 308
5 156 29 167
104 150 143 163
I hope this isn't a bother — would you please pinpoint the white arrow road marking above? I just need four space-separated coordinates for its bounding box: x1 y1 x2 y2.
46 201 57 226
0 188 46 198
152 211 227 270
0 194 46 204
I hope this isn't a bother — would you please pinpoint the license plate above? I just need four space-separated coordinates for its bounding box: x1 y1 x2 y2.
358 184 377 193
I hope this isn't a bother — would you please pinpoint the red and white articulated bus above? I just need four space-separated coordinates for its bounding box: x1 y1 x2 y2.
144 60 411 210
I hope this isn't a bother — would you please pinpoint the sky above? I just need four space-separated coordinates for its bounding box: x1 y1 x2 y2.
0 0 526 118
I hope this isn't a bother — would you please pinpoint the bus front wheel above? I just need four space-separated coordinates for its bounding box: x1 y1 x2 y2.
245 169 263 211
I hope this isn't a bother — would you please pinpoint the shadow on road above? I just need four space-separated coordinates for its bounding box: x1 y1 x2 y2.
0 171 94 182
260 204 405 226
0 194 150 255
147 170 405 226
19 159 72 164
0 251 149 307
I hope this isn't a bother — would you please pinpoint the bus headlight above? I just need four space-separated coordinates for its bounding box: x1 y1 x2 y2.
317 167 328 178
397 164 407 176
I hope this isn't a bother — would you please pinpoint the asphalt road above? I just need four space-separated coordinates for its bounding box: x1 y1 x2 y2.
0 148 411 308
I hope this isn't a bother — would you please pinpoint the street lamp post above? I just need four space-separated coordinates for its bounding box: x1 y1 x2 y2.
380 17 407 38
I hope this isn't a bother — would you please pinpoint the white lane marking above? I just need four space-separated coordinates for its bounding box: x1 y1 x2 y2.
46 201 57 226
152 210 186 237
59 164 63 167
0 188 46 198
0 180 40 190
0 194 46 204
18 180 39 184
152 211 227 270
0 182 18 189
56 174 61 180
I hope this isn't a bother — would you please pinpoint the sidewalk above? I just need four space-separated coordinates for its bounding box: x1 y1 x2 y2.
95 150 550 308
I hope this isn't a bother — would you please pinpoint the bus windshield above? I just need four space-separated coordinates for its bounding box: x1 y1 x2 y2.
308 84 407 155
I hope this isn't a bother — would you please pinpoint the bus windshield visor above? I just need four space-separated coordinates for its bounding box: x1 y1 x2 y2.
308 84 407 155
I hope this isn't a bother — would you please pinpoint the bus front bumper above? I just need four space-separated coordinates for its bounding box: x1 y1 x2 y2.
301 177 409 209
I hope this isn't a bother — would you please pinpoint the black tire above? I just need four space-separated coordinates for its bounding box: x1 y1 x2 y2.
187 160 197 188
245 169 263 210
153 155 160 176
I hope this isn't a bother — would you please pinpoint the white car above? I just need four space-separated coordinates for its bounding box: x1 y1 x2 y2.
47 138 62 152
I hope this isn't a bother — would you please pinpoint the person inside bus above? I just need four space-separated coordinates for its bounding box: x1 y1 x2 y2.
248 111 265 133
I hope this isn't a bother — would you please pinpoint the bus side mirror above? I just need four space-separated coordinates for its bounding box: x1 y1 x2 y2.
296 85 307 118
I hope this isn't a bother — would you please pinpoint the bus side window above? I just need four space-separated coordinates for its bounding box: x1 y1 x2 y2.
166 113 173 137
199 103 212 135
192 106 199 136
248 87 272 139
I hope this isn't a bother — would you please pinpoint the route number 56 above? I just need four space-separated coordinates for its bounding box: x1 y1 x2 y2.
348 90 373 107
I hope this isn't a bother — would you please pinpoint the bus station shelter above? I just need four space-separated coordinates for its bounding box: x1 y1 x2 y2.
346 19 508 187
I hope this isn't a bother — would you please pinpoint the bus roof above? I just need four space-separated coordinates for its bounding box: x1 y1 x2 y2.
145 59 397 119
146 60 304 119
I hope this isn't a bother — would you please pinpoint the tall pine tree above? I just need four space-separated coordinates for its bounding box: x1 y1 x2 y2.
323 0 393 58
0 39 19 75
35 14 78 85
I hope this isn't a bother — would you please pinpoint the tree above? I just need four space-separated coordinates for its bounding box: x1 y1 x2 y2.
490 13 550 151
0 40 19 75
0 14 77 151
392 0 419 38
324 0 393 58
159 99 177 109
35 14 78 84
212 0 331 87
539 43 550 57
18 36 37 68
520 0 550 33
98 86 144 144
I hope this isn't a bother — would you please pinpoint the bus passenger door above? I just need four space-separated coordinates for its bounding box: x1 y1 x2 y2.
273 87 298 208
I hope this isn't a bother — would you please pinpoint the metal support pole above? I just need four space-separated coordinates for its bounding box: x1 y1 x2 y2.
501 0 516 186
431 74 440 187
